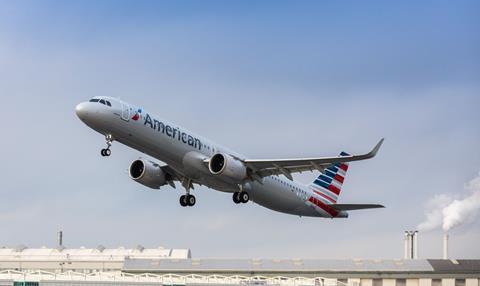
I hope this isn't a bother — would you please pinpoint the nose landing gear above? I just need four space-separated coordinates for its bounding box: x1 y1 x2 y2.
101 134 113 157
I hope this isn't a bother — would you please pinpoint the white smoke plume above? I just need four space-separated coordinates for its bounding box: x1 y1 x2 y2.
418 172 480 232
417 194 452 231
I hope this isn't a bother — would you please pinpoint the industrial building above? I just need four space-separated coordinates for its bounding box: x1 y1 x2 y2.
0 247 478 286
0 245 191 273
0 232 478 286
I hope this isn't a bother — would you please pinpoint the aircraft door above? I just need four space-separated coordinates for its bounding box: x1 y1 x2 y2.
121 102 130 121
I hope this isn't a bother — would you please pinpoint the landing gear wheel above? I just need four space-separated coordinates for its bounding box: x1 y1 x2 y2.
233 192 241 204
239 192 249 203
179 195 188 207
101 134 113 157
187 195 196 206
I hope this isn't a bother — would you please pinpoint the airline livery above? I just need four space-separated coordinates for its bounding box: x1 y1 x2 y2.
76 97 384 218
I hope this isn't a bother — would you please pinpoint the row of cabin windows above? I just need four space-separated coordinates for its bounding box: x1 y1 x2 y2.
89 98 112 107
272 176 302 192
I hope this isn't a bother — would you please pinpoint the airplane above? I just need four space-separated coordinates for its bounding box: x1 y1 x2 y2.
75 97 385 218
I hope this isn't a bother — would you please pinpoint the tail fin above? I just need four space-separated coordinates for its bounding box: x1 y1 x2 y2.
309 151 350 204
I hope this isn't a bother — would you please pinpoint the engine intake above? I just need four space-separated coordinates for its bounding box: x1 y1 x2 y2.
129 159 167 189
208 153 247 181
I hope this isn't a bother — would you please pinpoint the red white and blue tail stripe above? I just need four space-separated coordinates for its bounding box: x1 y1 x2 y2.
309 152 350 204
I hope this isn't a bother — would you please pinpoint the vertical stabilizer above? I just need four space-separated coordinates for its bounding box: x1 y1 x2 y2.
309 152 350 204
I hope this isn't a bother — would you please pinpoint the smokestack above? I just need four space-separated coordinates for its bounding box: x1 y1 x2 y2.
57 231 63 247
443 233 448 259
404 232 410 259
403 230 419 259
413 231 418 259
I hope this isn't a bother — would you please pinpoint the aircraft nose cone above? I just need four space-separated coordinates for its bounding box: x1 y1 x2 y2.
75 102 89 120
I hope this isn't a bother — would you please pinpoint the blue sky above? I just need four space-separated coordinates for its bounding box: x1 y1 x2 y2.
0 1 479 259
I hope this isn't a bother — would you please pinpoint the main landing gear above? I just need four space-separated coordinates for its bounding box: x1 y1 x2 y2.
233 191 249 204
101 134 113 157
179 194 196 207
179 178 195 207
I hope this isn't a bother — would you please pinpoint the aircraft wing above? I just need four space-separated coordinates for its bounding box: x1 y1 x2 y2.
243 138 384 181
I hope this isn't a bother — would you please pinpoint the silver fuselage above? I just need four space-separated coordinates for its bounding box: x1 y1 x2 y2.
76 97 343 218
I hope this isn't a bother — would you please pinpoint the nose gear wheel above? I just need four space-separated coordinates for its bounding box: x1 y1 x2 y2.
100 134 114 157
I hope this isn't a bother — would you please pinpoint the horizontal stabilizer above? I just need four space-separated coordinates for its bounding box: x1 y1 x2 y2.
331 204 385 211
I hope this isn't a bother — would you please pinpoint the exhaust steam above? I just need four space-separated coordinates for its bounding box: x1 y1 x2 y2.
417 172 480 232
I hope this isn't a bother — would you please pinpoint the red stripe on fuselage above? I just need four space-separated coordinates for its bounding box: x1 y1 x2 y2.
314 190 336 203
308 197 338 217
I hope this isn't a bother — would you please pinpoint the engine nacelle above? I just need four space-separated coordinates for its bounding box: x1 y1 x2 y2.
208 153 247 181
129 159 167 189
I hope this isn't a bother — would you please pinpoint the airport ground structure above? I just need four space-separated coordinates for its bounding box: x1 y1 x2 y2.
0 247 478 286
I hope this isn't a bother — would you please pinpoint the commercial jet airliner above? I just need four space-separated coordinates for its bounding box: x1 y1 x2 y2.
76 97 384 218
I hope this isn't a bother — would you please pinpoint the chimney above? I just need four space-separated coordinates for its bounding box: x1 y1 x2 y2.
404 232 410 259
413 231 418 259
404 231 418 259
57 231 63 247
443 233 448 259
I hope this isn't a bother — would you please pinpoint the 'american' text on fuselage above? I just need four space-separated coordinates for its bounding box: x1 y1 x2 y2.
143 113 202 150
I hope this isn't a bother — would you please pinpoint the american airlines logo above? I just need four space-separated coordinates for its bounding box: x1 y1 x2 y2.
143 113 203 150
131 108 142 121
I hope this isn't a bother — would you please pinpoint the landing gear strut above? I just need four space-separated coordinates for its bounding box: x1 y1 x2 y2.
101 134 113 157
179 177 196 207
233 191 249 204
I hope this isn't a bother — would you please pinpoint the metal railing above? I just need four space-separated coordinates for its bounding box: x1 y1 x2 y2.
0 270 352 286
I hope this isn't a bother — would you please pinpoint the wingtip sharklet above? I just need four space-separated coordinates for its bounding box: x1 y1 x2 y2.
367 138 384 158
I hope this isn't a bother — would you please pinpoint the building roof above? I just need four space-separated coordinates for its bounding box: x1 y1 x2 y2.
123 258 435 273
123 258 480 278
0 247 191 261
428 260 480 274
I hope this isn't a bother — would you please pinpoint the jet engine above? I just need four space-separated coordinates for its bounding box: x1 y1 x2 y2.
208 153 247 181
129 159 167 189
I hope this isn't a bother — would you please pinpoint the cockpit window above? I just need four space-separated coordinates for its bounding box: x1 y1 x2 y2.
89 98 112 107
